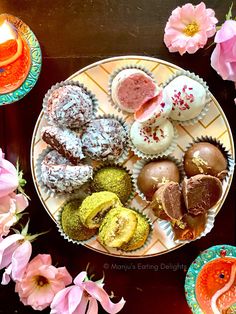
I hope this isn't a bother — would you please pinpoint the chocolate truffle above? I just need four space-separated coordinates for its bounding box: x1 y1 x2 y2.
41 126 84 164
81 118 127 160
111 68 159 113
172 213 207 241
151 182 184 220
91 166 132 204
184 142 227 179
46 85 94 128
182 174 223 215
61 200 97 241
164 75 207 121
137 160 180 200
130 119 174 155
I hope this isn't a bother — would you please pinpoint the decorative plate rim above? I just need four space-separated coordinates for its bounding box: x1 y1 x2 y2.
185 244 236 313
0 13 42 106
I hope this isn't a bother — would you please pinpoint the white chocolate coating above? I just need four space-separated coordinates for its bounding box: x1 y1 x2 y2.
164 75 206 121
130 119 174 155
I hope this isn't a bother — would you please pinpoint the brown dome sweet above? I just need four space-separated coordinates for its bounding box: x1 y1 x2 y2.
137 160 180 200
184 142 227 179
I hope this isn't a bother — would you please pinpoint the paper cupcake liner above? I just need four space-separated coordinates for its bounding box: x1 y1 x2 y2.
108 64 157 114
162 70 211 126
98 208 154 254
132 155 184 202
56 197 98 246
84 114 130 164
183 136 234 182
158 207 215 244
36 147 93 198
129 121 178 160
91 162 135 206
42 80 98 128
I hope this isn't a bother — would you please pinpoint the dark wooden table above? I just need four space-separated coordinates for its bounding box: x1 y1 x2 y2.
0 1 235 313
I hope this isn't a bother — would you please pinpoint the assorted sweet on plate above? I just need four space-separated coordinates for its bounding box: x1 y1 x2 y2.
81 118 127 161
41 149 93 193
44 84 95 129
36 66 232 252
136 158 181 200
58 191 152 251
91 165 133 204
184 141 228 179
132 137 229 242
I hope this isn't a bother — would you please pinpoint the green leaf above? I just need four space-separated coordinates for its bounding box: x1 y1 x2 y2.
226 2 234 20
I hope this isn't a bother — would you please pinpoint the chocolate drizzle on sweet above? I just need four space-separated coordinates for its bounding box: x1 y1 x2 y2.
41 126 84 164
81 118 127 160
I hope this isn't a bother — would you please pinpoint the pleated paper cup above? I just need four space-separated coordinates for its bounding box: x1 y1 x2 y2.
42 80 98 129
162 70 211 126
57 197 98 245
132 155 184 202
158 208 215 245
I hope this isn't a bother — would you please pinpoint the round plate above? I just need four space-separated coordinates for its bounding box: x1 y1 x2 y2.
30 56 235 258
0 14 42 105
185 245 236 313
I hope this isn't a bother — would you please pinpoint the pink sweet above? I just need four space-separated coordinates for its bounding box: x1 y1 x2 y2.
111 69 159 113
134 90 172 125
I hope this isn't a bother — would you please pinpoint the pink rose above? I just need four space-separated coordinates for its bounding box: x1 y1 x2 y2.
211 20 236 81
50 271 125 314
0 233 32 284
0 193 29 238
164 2 217 55
15 254 72 311
0 149 18 198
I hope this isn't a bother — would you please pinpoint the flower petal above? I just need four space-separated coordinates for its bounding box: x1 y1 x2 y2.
84 281 126 314
14 194 29 213
87 298 98 314
74 271 87 286
11 240 32 281
215 20 236 43
0 234 23 269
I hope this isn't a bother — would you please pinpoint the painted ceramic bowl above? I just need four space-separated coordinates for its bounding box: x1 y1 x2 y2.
185 245 236 314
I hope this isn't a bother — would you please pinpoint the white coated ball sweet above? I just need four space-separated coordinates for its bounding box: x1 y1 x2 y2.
164 75 207 121
130 119 174 155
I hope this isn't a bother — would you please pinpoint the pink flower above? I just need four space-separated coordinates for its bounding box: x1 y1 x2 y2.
164 2 218 55
50 271 125 314
0 149 18 198
0 193 29 238
0 233 32 284
211 20 236 82
15 254 72 311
